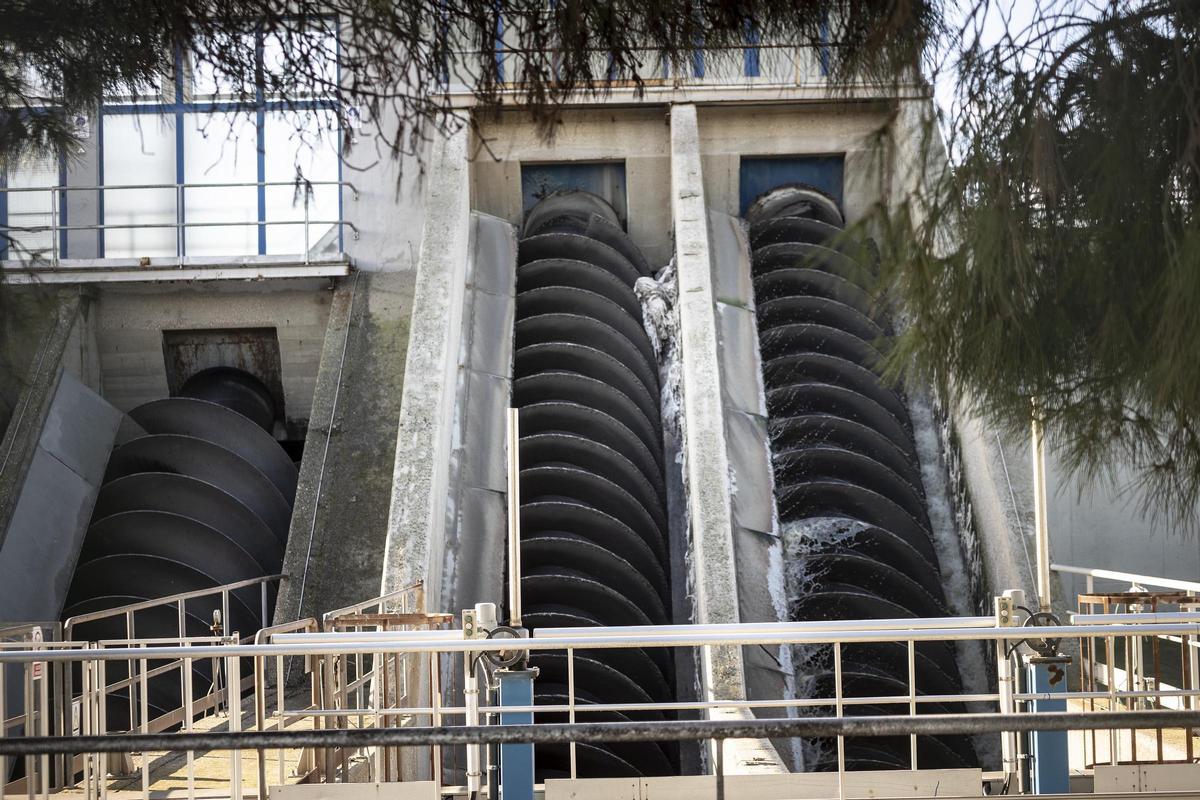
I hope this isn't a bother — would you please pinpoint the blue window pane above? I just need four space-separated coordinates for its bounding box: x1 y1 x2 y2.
738 155 845 217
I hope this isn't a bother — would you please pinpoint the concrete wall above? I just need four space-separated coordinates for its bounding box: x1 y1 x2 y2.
470 107 673 266
275 270 416 626
697 103 890 224
1047 456 1200 604
91 281 333 429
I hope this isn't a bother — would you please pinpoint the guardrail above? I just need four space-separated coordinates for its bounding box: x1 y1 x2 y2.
1053 563 1200 767
442 37 837 95
0 180 359 267
1054 563 1200 596
4 608 1200 799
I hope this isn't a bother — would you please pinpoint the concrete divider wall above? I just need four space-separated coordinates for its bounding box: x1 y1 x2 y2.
670 103 788 774
274 269 417 626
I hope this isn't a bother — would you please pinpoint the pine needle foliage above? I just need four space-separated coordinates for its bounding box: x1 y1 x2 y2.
0 0 942 168
880 0 1200 529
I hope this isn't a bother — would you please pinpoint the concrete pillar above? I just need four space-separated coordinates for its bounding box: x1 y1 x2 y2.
670 103 785 773
380 122 471 612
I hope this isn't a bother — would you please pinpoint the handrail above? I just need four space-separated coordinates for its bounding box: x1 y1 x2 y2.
5 608 1200 794
0 179 357 197
320 580 428 628
1052 563 1200 594
12 619 1200 662
63 573 286 637
1 178 358 266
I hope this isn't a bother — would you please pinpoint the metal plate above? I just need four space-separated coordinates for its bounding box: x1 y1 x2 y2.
516 288 657 371
521 500 668 583
520 433 666 530
514 344 660 432
521 465 665 555
105 434 292 542
129 398 297 502
530 653 663 719
65 553 258 635
752 268 872 315
757 322 884 372
762 352 903 423
522 533 668 610
766 383 913 457
518 234 641 287
775 480 935 563
752 242 868 286
517 259 644 320
801 552 948 617
92 472 282 572
522 188 622 233
514 388 662 468
769 414 922 490
757 296 884 344
745 184 844 228
81 511 264 593
179 365 276 432
772 447 926 521
518 403 664 494
515 312 658 396
749 216 845 249
523 214 652 276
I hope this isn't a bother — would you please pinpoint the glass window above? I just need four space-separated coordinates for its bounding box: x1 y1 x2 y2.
101 114 177 257
264 109 339 255
3 154 59 262
261 24 337 99
189 35 256 102
184 113 258 256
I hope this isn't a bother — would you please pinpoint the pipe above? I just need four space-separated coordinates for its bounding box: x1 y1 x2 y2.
464 654 482 795
1031 408 1052 612
6 711 1200 756
536 618 997 637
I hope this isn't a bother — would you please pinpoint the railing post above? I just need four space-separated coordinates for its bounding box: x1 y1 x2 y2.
50 189 59 266
995 593 1022 788
176 184 185 259
303 192 310 264
227 649 243 800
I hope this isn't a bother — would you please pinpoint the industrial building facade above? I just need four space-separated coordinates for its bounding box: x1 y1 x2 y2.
2 17 1199 799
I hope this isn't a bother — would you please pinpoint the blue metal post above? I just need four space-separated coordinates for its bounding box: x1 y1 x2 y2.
498 668 536 800
1027 656 1072 794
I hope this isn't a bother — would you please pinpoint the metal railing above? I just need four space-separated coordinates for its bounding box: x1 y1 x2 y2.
0 180 359 267
6 606 1200 799
1054 563 1200 596
1053 563 1200 767
0 576 283 798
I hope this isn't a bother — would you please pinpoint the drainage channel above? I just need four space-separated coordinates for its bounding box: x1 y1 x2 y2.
512 191 676 778
746 185 978 771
